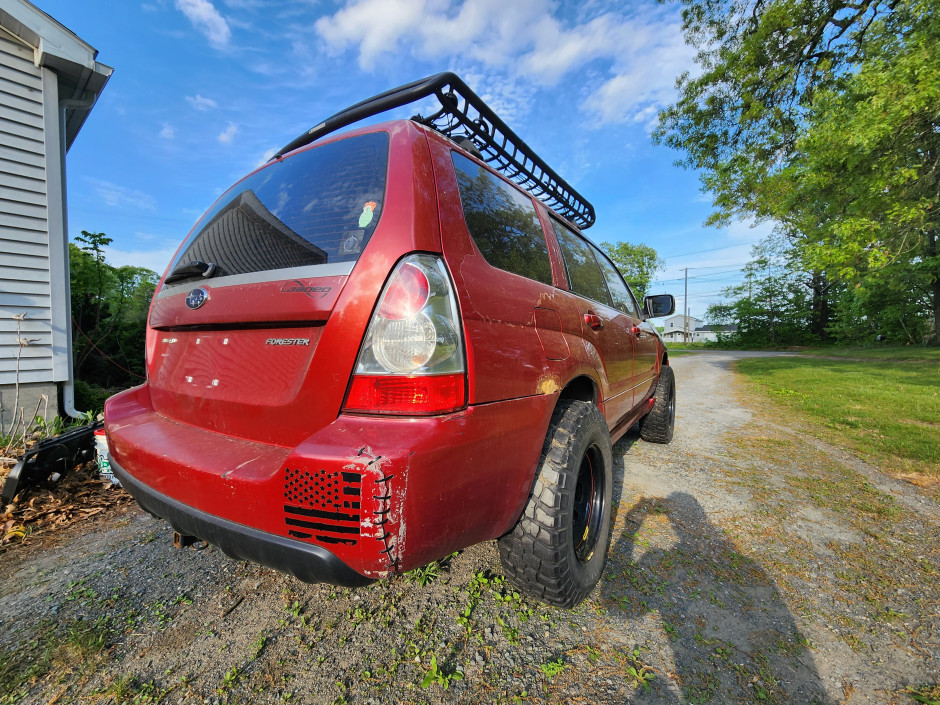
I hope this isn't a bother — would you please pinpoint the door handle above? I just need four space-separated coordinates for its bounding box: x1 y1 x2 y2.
584 312 603 331
631 326 645 337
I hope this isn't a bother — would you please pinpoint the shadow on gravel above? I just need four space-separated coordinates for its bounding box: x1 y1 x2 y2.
603 491 836 705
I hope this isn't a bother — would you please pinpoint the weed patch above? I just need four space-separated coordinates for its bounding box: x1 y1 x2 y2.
0 617 112 703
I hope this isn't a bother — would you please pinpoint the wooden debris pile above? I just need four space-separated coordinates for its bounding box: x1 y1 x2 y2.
0 461 131 550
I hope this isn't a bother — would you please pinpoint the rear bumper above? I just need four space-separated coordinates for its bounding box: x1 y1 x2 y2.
111 454 372 587
105 384 557 581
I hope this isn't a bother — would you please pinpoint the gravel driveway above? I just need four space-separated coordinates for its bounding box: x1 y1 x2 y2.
1 351 937 704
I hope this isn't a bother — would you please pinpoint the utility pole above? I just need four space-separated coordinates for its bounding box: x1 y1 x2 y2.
683 267 689 343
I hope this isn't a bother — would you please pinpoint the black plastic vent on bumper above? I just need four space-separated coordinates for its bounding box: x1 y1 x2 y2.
283 467 362 546
109 457 372 587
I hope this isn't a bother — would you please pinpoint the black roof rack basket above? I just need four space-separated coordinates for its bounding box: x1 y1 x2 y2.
273 72 595 230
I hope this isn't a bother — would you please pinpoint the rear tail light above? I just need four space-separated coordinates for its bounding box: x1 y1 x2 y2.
346 374 465 414
378 262 430 320
345 254 466 415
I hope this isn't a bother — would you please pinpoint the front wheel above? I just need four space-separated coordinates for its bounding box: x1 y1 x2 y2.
498 400 613 608
639 364 675 444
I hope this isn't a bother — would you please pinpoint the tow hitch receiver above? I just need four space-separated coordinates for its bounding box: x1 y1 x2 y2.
172 532 207 550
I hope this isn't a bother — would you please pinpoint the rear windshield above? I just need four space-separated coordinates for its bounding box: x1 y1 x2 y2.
166 132 389 284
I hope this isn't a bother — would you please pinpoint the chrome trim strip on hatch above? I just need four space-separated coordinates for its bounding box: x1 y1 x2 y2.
156 261 356 300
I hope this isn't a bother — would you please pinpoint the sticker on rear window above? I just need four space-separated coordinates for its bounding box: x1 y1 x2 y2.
341 230 364 255
358 201 378 228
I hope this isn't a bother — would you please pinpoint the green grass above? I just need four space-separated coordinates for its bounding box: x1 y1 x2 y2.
665 342 711 350
799 345 940 362
736 357 940 476
0 618 111 703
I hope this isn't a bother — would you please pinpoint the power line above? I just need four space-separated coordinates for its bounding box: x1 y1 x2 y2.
661 240 762 260
684 289 736 298
654 267 745 284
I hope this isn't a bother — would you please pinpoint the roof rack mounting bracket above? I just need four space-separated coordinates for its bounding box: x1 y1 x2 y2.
272 72 595 229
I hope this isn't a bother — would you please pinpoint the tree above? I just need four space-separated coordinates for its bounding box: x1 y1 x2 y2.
656 0 938 343
69 235 158 411
708 236 931 345
600 242 664 301
767 1 940 341
707 236 812 347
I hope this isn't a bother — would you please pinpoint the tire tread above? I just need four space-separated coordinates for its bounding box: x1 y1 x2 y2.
639 365 675 444
498 400 612 608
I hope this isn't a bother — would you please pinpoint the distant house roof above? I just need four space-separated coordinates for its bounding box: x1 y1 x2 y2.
694 324 738 332
0 0 113 149
664 314 703 329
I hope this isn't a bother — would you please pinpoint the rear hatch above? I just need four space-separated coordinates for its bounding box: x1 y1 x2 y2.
147 132 390 445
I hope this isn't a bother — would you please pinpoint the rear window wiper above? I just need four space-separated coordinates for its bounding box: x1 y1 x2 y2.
165 260 218 285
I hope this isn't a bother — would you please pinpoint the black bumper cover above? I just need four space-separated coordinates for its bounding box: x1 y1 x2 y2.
110 457 373 588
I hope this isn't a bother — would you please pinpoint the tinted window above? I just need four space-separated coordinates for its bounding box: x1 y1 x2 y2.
167 132 389 283
593 248 641 317
551 221 612 306
452 152 553 286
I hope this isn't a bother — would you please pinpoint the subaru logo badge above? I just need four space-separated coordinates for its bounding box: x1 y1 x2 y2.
185 287 208 310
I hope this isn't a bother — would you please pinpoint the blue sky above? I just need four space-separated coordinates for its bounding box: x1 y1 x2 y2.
40 0 769 319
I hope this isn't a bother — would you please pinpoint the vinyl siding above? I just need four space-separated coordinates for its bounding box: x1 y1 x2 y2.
0 32 52 386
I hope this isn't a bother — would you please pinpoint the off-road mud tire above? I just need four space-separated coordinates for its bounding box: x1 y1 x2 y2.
639 364 675 444
497 400 613 608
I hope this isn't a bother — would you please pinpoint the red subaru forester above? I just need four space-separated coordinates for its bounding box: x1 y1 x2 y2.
105 73 675 608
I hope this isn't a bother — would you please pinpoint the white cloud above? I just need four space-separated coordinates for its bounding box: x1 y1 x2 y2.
217 122 238 143
175 0 231 48
86 178 157 210
315 0 428 69
186 94 218 111
453 70 535 124
316 0 573 72
313 0 696 124
159 123 175 139
255 146 278 167
517 14 614 84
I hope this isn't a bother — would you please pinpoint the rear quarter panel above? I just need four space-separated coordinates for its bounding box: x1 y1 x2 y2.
426 136 606 408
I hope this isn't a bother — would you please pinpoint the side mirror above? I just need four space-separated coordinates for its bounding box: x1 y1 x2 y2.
644 294 675 318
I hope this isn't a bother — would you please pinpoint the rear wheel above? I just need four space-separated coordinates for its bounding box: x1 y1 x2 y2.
498 400 613 608
639 364 675 444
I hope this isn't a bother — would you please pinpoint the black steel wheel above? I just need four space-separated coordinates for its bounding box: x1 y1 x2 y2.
498 400 613 608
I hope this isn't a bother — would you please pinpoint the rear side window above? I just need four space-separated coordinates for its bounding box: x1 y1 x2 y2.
451 152 553 286
593 250 642 318
551 221 612 306
167 132 389 282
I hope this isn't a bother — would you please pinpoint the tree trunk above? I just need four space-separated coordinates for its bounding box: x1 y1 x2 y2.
929 231 939 345
807 271 830 341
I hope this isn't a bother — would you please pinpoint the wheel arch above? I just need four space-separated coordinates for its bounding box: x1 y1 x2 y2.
557 374 598 406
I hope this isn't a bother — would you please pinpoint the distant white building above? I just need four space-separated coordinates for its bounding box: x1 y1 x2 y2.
0 0 112 427
690 324 738 343
661 315 738 343
662 315 703 343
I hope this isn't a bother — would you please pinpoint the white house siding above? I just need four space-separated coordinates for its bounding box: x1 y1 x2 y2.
0 31 54 387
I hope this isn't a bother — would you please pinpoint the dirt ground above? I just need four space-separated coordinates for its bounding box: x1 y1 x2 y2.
1 351 937 705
